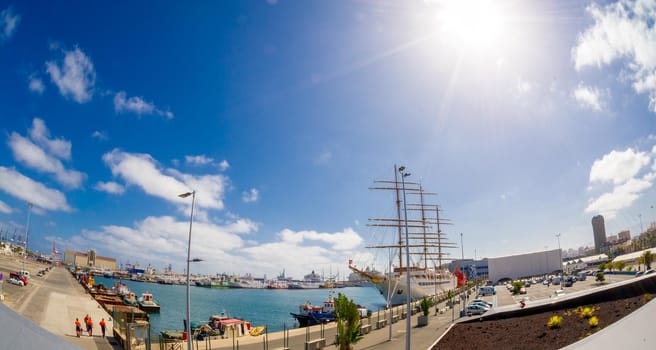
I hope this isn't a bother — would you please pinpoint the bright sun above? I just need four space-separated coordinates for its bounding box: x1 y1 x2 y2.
435 0 510 51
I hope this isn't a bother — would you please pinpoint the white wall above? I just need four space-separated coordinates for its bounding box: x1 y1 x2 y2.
488 249 562 282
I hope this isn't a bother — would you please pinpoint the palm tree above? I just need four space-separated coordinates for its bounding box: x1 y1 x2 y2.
637 256 645 271
598 262 606 272
643 250 653 270
615 260 626 272
447 289 455 322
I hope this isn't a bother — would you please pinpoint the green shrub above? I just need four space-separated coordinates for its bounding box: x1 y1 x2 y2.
547 315 563 329
419 297 433 316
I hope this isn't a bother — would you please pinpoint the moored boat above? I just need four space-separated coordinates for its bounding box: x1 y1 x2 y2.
290 290 336 327
137 292 161 312
123 291 138 307
208 313 253 337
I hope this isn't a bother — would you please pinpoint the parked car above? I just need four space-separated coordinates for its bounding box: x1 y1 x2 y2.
645 269 655 275
562 276 574 287
553 289 565 298
519 287 527 294
478 286 496 296
465 304 488 316
470 299 493 308
9 272 28 286
469 302 491 310
8 276 24 286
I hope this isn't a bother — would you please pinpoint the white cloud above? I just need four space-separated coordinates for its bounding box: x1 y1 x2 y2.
585 177 652 219
0 6 20 42
29 118 71 160
69 215 256 272
185 155 214 166
102 149 226 210
586 147 654 218
278 227 363 250
589 148 650 185
516 77 532 95
28 75 45 94
0 167 72 212
91 130 108 141
114 91 174 119
7 119 85 189
94 181 125 195
219 160 230 171
314 151 332 165
572 0 656 113
242 188 259 203
573 83 606 111
0 200 12 214
46 47 96 103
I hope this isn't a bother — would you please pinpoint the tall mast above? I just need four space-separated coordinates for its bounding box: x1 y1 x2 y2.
367 165 455 273
394 165 403 268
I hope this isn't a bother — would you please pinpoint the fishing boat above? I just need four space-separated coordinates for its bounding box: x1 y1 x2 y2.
208 313 253 338
290 290 336 327
348 165 457 306
123 291 138 307
137 292 161 312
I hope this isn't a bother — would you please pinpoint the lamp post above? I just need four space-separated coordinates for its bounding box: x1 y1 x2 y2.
178 191 196 350
398 166 411 350
555 234 562 276
22 203 32 274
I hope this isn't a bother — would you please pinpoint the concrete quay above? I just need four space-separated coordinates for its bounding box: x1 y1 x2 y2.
0 254 116 350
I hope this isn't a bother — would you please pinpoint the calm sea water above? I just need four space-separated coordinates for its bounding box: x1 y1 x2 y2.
93 277 387 335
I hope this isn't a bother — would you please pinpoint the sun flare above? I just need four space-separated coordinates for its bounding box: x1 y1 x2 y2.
435 0 510 51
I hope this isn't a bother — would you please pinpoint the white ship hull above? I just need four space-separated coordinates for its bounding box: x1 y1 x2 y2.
374 275 455 305
349 266 455 306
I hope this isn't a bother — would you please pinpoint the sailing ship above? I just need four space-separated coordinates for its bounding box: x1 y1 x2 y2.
349 165 457 306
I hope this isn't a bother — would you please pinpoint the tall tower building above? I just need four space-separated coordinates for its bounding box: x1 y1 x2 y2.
591 215 607 253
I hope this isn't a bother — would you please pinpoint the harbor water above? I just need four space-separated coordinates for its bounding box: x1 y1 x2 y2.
93 276 387 336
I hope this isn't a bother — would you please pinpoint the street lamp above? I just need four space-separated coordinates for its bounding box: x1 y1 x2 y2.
398 165 411 350
555 234 562 276
178 191 196 350
22 203 32 274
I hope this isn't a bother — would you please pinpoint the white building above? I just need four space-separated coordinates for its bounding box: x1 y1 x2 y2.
488 249 562 283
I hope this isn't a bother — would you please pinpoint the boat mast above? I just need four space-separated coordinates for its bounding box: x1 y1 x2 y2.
394 165 403 269
367 166 454 274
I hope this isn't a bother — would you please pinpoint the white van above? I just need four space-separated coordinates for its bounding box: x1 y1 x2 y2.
478 286 496 296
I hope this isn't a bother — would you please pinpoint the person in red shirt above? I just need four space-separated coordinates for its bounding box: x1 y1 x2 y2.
74 318 81 337
86 317 93 336
99 318 107 338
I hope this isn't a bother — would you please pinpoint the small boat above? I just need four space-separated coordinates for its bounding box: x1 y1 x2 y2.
123 291 138 307
208 313 252 338
249 325 266 336
137 292 161 312
290 290 336 327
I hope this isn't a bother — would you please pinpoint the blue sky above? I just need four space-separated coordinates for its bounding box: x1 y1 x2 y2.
1 0 656 279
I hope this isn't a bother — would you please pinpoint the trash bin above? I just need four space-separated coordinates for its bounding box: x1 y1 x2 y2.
459 310 466 317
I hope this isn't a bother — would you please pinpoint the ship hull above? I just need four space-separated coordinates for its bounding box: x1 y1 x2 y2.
374 276 455 305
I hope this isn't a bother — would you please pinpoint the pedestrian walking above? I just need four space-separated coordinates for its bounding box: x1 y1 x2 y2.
74 318 81 337
86 316 93 336
99 318 106 338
